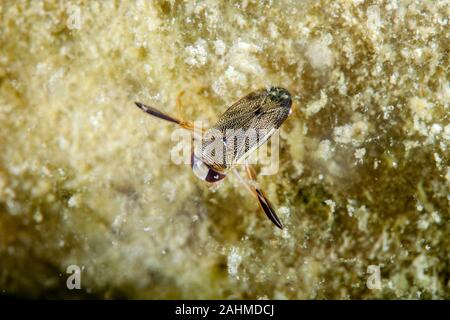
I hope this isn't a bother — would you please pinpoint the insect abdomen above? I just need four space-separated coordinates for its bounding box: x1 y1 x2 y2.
191 152 226 183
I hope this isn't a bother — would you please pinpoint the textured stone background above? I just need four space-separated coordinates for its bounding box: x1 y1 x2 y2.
0 0 448 299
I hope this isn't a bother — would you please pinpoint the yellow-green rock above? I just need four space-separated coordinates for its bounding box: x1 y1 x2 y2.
0 0 448 299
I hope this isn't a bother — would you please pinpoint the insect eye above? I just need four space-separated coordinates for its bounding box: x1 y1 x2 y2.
267 87 292 107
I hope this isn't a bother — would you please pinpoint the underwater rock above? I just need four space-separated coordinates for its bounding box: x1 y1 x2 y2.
0 0 448 299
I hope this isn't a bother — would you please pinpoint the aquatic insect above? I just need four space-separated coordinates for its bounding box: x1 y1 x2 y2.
135 86 292 229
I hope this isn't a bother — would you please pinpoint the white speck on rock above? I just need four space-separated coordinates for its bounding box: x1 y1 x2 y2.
373 159 380 169
89 111 104 129
317 139 334 161
382 105 394 120
211 78 226 96
430 124 442 135
334 121 369 145
416 202 423 212
347 200 356 217
431 211 441 224
33 210 43 223
409 97 433 122
143 174 152 184
162 180 177 202
224 66 247 86
367 5 382 34
143 64 152 74
417 218 429 230
334 124 354 144
228 40 263 75
214 39 226 56
355 148 366 163
268 22 279 39
305 34 334 70
47 68 65 93
185 39 208 66
68 195 78 208
227 247 242 278
324 199 336 213
444 124 450 141
279 206 290 218
305 91 328 117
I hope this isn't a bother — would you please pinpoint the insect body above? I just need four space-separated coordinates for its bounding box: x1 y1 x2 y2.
135 86 292 229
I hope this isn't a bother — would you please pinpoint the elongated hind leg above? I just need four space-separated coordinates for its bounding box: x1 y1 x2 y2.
245 165 283 229
232 165 283 229
134 101 195 131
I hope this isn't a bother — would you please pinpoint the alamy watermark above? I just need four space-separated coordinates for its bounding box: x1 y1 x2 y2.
66 264 82 290
66 4 82 30
366 265 382 290
169 121 281 175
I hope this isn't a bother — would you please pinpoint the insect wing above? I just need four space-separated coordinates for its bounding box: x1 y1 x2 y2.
214 96 289 167
197 87 291 169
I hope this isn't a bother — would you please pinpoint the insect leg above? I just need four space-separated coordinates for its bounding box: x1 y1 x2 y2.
245 165 284 229
135 102 196 131
176 90 186 120
232 166 283 229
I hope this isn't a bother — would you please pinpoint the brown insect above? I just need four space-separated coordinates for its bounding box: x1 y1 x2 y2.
135 86 292 229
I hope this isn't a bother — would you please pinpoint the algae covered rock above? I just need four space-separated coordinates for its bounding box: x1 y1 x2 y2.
0 0 448 299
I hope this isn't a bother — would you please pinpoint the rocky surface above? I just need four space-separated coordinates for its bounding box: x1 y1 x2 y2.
0 0 448 298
